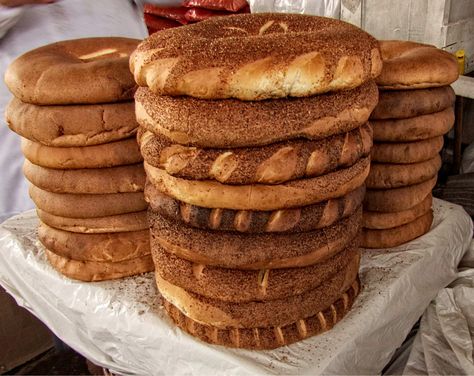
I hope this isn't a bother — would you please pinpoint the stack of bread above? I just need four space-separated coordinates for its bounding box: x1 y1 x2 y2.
4 37 154 281
131 14 382 349
363 41 459 249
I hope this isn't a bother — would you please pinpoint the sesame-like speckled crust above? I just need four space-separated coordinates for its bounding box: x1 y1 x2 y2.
376 41 458 90
138 123 372 184
366 155 441 189
45 249 154 282
131 14 382 100
5 37 139 105
162 278 359 349
145 182 365 233
153 243 359 302
371 86 455 119
149 208 361 269
371 137 443 164
135 81 378 148
362 211 433 248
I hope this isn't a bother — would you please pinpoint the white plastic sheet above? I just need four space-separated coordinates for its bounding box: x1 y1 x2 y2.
0 199 472 375
248 0 341 18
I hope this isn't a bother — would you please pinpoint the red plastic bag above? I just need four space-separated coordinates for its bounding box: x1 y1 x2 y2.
182 0 248 12
184 8 231 22
144 13 181 33
144 4 188 24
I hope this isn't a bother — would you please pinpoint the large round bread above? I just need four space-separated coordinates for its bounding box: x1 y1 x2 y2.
372 107 454 142
153 243 358 302
45 250 153 282
135 81 378 148
149 208 361 269
371 86 455 119
157 256 358 329
363 194 432 230
163 278 359 349
371 137 443 164
361 210 433 248
146 182 364 233
22 137 142 169
6 98 138 147
39 222 150 262
37 209 148 233
144 157 370 211
365 156 441 189
23 161 145 194
138 123 372 184
364 175 436 212
131 13 382 100
29 185 147 218
376 40 458 90
5 37 139 104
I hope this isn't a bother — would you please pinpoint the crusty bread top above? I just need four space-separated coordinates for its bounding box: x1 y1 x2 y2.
131 13 382 100
5 37 139 105
376 40 459 89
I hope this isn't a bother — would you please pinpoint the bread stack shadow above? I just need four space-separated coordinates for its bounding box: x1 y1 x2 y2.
363 41 459 249
4 38 154 281
131 14 382 349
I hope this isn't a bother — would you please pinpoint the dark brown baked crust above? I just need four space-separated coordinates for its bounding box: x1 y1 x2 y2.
371 137 443 164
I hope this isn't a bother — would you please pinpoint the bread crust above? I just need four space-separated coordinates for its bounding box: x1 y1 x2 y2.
363 194 432 229
371 86 455 119
146 182 365 233
361 210 433 248
138 123 372 184
149 208 361 269
23 161 145 194
6 98 138 147
29 184 147 218
22 137 142 169
144 156 370 210
372 107 454 142
39 222 150 262
364 176 436 212
131 14 382 100
376 40 458 89
45 249 153 282
135 81 378 148
371 137 443 164
5 37 139 104
366 156 441 189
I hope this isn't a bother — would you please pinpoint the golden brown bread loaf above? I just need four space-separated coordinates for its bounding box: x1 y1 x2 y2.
131 14 382 100
29 185 147 218
156 255 359 328
145 157 370 211
371 86 455 119
361 210 433 248
364 176 436 212
135 81 378 148
163 278 359 349
149 208 361 269
371 137 443 164
376 40 458 89
153 244 358 302
6 98 138 147
372 107 454 142
37 209 148 233
138 123 372 184
5 37 139 104
365 156 441 189
45 250 153 282
24 161 145 194
363 194 432 230
39 222 150 262
146 182 364 233
22 137 143 169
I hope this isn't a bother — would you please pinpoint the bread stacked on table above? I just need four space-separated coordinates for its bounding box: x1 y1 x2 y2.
4 38 154 281
131 14 382 349
363 41 459 249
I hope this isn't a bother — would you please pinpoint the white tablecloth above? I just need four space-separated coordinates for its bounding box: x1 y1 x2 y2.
0 199 472 375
